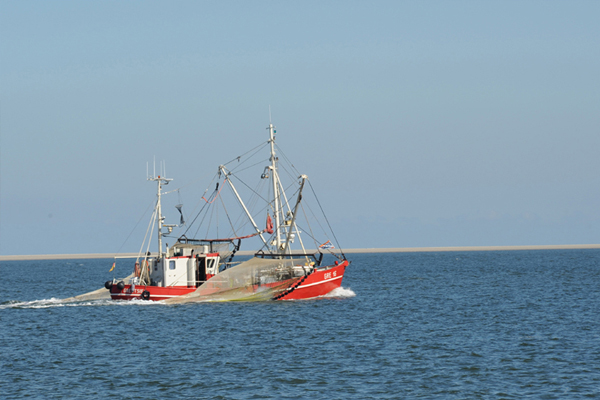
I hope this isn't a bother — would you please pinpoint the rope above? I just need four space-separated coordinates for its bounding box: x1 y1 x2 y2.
219 190 238 238
227 172 271 205
134 205 157 272
161 170 215 195
182 196 211 237
307 180 345 259
113 197 155 257
275 144 300 177
228 158 270 175
223 141 269 170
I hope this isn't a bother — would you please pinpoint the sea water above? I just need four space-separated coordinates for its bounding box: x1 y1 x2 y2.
1 250 599 399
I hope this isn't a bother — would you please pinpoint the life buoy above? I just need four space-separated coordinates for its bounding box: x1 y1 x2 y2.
141 291 150 300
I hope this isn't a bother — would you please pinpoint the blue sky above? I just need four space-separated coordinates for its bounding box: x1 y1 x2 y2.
1 1 599 255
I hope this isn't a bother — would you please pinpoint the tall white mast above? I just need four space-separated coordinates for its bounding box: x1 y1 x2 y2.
268 123 282 252
148 171 172 258
282 175 307 253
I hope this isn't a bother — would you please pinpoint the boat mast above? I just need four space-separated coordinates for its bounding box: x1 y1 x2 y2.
282 175 307 253
149 173 172 258
268 123 283 252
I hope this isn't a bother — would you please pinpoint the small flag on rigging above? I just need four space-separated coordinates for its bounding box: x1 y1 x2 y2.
319 240 334 249
109 262 115 272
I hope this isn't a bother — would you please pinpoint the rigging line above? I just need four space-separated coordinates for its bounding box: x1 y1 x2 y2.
207 198 218 239
246 177 264 215
218 189 239 238
227 172 271 205
137 204 157 262
299 203 324 253
295 202 309 253
142 210 157 262
228 144 271 174
216 197 219 238
188 185 219 239
278 184 301 218
223 141 269 168
113 197 156 256
275 144 301 176
135 209 157 286
307 180 345 257
225 179 270 237
293 218 339 258
228 158 270 175
220 174 273 241
277 161 300 188
302 195 328 237
181 198 210 237
226 177 268 238
271 146 300 186
226 161 298 214
311 213 328 244
161 169 213 195
202 198 217 240
280 180 300 207
250 180 273 232
233 182 259 233
292 221 320 249
224 140 268 166
192 202 211 239
302 195 336 252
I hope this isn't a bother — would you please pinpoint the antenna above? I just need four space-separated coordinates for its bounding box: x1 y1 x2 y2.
269 105 272 124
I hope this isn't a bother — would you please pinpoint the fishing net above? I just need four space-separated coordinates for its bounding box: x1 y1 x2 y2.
61 273 135 302
165 257 305 303
62 286 111 302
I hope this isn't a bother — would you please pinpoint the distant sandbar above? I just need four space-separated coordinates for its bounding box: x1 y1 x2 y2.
2 244 600 261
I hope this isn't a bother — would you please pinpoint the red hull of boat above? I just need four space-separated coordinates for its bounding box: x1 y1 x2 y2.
278 261 348 300
110 260 349 301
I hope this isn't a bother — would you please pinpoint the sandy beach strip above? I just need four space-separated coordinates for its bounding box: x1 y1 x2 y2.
341 244 600 253
2 244 600 261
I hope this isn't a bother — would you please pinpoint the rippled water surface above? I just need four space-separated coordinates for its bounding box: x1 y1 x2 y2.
2 250 600 399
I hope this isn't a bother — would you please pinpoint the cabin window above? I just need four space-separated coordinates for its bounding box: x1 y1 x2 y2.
207 259 215 271
169 260 176 270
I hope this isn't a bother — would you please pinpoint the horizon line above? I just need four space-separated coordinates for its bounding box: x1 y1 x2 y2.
1 244 600 261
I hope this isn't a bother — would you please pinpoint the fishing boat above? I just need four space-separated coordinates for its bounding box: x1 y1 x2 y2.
106 123 349 302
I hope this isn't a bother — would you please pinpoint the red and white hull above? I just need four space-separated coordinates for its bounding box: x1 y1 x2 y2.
276 261 348 300
110 260 348 302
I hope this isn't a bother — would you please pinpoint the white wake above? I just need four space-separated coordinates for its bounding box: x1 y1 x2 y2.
0 298 161 309
323 287 356 298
